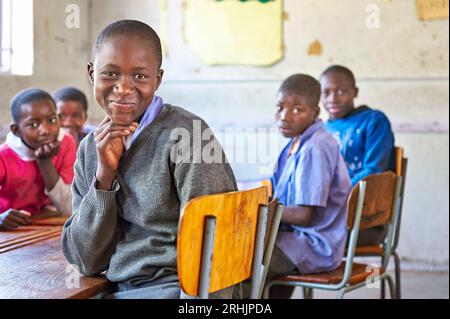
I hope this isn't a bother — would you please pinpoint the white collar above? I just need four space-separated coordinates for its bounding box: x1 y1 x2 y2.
5 130 65 161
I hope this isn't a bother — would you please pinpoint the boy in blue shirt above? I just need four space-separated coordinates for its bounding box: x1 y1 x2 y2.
321 65 395 246
266 74 351 298
321 65 395 186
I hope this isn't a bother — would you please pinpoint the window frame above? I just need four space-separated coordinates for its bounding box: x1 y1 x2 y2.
0 0 33 75
0 0 13 74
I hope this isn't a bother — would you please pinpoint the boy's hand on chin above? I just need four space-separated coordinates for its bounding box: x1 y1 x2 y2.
35 141 61 160
94 117 138 190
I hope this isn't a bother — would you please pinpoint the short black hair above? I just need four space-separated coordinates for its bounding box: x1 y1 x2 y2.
92 19 162 68
53 86 88 113
279 74 321 106
320 65 356 87
10 88 56 124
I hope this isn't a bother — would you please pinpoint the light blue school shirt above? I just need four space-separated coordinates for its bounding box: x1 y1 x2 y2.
271 119 352 274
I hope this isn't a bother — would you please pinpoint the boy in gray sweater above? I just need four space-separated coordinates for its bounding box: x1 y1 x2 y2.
61 20 237 299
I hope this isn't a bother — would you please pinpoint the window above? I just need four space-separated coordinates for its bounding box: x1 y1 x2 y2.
0 0 33 75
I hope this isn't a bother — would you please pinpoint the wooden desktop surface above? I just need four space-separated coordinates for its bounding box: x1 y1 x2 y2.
0 222 112 299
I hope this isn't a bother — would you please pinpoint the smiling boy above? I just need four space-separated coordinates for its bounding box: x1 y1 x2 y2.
0 88 76 230
61 20 237 299
321 65 395 186
320 65 395 246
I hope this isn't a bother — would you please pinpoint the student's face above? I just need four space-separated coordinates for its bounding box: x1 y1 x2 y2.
275 91 319 138
88 35 164 126
11 99 60 150
57 100 87 135
320 72 358 119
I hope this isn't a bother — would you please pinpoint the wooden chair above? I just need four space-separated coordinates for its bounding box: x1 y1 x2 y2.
263 172 403 299
261 179 273 199
354 146 408 298
177 187 283 299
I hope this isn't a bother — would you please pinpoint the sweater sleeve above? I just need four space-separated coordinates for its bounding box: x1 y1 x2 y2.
61 141 122 276
351 112 394 184
173 124 237 209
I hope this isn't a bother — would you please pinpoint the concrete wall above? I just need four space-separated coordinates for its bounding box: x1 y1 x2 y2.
0 0 448 268
0 0 91 137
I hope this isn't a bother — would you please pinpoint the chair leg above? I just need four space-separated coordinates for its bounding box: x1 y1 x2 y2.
381 279 386 299
262 284 270 299
302 287 308 299
384 275 397 299
393 251 402 299
302 287 313 299
336 289 345 299
380 256 386 299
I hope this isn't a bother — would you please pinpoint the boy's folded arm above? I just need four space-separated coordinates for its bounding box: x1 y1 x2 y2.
45 178 72 215
61 162 122 276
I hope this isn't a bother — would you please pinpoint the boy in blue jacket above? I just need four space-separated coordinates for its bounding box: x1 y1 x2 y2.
321 65 395 186
321 65 395 246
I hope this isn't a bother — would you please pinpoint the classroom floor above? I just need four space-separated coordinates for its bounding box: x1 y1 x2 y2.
290 270 449 299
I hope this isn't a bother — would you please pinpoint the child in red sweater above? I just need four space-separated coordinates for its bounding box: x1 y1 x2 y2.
0 88 77 231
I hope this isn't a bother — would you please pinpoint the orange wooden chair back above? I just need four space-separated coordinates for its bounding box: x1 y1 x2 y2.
347 172 397 231
394 147 404 177
261 179 273 199
177 187 268 296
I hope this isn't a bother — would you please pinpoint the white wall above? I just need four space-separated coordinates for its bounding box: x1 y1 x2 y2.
0 0 91 137
0 0 448 267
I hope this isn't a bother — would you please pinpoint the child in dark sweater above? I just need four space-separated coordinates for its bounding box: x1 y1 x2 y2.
61 20 237 299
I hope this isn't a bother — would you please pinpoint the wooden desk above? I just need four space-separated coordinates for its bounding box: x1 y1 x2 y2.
0 225 112 299
32 215 69 226
31 209 69 226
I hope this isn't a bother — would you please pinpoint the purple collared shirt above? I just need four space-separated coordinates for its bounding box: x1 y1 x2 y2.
123 96 163 150
271 119 352 274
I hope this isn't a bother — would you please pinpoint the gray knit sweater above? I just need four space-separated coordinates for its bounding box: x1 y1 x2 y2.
62 104 237 286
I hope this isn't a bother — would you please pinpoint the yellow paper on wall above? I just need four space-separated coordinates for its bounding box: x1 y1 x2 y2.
160 0 168 57
184 0 284 66
416 0 449 20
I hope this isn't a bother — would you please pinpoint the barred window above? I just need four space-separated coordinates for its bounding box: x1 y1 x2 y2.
0 0 33 75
